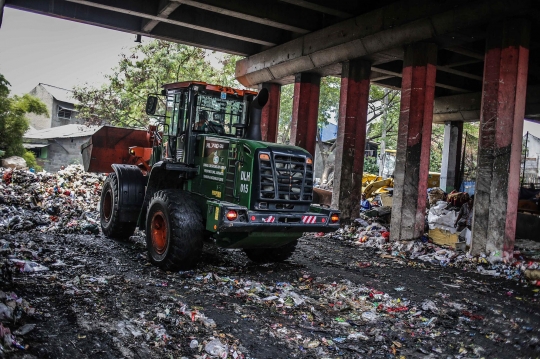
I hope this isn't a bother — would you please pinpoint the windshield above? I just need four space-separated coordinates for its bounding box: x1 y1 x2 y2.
194 93 245 136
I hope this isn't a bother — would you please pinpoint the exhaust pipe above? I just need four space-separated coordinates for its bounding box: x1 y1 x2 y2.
244 88 269 141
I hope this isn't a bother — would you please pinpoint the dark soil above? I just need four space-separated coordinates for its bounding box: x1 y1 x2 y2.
3 232 540 359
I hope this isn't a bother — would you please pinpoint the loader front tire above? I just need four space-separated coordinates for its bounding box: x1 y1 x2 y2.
146 190 203 271
243 240 298 264
100 173 136 239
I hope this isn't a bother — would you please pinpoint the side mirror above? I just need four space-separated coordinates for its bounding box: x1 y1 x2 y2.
145 96 158 115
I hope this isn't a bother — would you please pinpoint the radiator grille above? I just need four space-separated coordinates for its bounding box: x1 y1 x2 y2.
258 153 313 204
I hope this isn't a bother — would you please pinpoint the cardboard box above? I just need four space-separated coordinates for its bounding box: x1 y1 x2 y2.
429 228 459 247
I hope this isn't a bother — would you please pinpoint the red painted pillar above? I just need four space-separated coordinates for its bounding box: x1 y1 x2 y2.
471 19 530 258
260 82 281 143
331 59 371 221
390 43 437 241
290 73 321 156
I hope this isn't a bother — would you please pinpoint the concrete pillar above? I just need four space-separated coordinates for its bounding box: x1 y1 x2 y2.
390 43 437 241
290 73 321 156
260 83 281 143
471 19 530 258
331 59 371 221
440 121 463 192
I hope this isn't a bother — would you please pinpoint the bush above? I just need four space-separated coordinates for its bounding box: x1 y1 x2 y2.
363 156 379 174
22 151 42 172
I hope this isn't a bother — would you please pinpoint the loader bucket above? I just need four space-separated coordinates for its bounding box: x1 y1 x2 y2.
81 126 150 173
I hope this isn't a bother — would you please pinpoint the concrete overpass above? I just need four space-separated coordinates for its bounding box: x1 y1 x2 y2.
2 0 540 257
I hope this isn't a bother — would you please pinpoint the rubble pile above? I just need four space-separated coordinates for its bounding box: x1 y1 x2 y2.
332 216 540 284
0 165 104 235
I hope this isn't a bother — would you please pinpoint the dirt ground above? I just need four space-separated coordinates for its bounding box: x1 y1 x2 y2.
2 231 540 359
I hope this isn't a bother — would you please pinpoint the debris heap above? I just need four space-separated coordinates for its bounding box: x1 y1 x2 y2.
332 217 540 285
0 165 104 235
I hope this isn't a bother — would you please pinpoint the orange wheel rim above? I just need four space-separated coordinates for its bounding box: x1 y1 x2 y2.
151 211 168 254
103 189 112 221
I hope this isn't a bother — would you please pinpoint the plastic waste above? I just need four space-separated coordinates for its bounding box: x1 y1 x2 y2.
9 259 49 273
0 303 13 320
361 311 377 322
421 300 438 313
14 323 35 336
205 339 228 358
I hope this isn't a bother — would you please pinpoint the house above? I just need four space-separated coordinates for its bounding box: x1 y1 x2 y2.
23 84 91 171
24 124 99 172
26 83 83 130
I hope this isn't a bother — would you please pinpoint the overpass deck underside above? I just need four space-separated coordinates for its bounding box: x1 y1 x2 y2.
3 0 540 122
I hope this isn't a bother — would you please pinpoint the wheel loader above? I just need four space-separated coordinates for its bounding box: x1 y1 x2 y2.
85 81 340 270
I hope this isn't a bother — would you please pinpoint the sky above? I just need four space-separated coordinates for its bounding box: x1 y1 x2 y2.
1 7 540 139
0 7 137 95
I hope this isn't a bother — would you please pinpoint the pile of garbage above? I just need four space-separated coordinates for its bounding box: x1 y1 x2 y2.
332 217 540 285
0 289 36 353
427 201 458 234
0 165 104 235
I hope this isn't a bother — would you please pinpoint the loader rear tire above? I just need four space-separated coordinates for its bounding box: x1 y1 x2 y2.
243 240 298 264
100 173 136 239
146 190 203 271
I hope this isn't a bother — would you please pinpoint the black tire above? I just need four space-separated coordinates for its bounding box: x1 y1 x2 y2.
243 240 298 263
146 190 203 271
100 173 136 239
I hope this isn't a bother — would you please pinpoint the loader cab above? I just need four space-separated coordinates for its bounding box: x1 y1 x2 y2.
147 81 257 166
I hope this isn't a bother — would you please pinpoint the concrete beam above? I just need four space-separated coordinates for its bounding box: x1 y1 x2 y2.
172 0 309 34
278 0 351 18
6 0 260 55
372 66 471 93
142 0 180 33
433 85 540 122
236 0 533 86
65 0 276 46
433 92 482 122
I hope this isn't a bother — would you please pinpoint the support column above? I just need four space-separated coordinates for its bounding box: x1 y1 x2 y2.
331 59 371 221
260 83 281 143
471 19 530 258
390 43 437 241
440 121 463 192
290 73 321 156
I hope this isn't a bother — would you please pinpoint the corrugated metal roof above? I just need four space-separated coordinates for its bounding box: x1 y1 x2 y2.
40 84 78 105
24 124 101 140
23 143 49 149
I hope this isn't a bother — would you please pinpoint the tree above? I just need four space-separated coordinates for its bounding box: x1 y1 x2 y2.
73 40 239 128
0 74 48 158
277 84 294 144
429 123 445 172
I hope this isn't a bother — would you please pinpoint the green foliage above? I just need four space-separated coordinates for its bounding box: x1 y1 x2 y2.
363 156 379 175
0 74 48 157
22 151 42 171
429 123 445 172
73 40 240 128
317 77 341 127
365 88 401 148
277 84 294 144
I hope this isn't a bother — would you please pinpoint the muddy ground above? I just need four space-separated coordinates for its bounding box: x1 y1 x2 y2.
2 231 540 359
